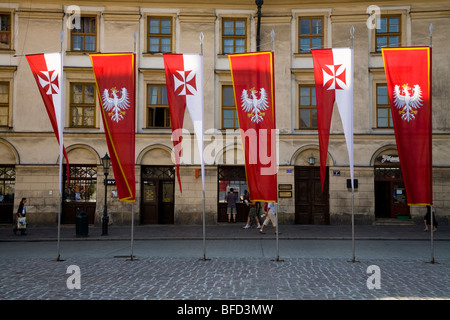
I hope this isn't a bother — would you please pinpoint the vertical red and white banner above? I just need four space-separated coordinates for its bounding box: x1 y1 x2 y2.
311 48 354 191
26 53 70 183
90 53 136 202
382 47 432 205
163 53 205 193
228 51 277 202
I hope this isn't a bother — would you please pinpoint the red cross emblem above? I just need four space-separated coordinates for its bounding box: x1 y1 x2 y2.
173 70 197 96
38 70 59 95
322 64 347 90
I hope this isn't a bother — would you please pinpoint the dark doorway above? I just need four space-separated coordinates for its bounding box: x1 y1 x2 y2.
141 166 174 224
374 166 410 218
0 166 15 224
295 166 329 225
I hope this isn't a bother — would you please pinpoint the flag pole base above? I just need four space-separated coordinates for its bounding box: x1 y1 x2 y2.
199 256 211 262
54 254 65 262
426 259 439 264
271 257 285 262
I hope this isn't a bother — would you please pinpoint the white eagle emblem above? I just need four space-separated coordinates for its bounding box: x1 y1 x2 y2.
241 88 269 124
102 87 130 123
393 84 423 122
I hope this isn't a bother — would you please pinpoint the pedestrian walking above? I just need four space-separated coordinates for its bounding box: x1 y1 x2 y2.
424 205 438 232
259 202 277 234
13 197 27 236
243 200 261 229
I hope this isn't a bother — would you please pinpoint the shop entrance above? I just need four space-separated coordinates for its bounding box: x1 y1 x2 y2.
374 165 409 219
140 166 174 224
217 166 250 223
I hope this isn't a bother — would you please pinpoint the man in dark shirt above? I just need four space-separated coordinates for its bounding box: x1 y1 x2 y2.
225 188 238 223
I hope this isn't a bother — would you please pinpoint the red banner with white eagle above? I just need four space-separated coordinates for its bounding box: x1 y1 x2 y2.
229 51 277 202
163 54 205 193
90 53 136 202
311 48 354 192
26 53 70 185
382 47 432 205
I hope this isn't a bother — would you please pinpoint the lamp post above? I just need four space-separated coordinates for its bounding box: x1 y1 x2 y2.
102 153 111 236
255 0 264 52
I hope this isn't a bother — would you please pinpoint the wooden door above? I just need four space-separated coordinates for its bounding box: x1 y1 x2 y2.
140 166 174 224
295 166 329 225
141 180 158 224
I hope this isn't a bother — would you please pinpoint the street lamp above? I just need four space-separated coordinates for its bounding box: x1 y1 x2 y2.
102 153 111 236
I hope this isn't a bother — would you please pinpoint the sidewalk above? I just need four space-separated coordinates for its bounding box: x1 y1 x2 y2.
1 223 449 242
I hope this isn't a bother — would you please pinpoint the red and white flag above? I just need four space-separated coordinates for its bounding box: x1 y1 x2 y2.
90 53 136 202
163 54 205 193
312 48 354 191
229 51 277 202
382 47 432 205
26 53 70 183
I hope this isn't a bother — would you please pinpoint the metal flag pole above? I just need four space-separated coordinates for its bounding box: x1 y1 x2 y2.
128 32 138 262
271 29 283 263
56 29 64 262
350 26 356 263
199 32 209 262
128 202 135 261
429 23 435 265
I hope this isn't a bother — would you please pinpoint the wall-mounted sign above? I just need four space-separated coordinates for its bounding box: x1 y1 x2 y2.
279 191 292 198
278 184 292 190
376 154 399 163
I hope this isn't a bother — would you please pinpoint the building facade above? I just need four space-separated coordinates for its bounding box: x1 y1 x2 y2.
0 0 449 227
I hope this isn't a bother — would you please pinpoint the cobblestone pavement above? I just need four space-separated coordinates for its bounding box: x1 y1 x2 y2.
1 255 449 300
1 224 449 302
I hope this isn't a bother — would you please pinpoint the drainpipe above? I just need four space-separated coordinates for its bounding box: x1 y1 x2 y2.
255 0 263 51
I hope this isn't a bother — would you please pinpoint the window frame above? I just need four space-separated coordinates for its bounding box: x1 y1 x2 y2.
221 85 239 129
298 84 318 130
70 15 97 52
147 16 174 54
69 82 96 128
221 18 247 54
146 84 171 129
0 81 10 127
298 16 324 54
375 14 401 52
0 12 13 51
376 83 393 128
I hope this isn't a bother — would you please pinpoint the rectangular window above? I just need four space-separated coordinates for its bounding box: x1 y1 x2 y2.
376 15 400 52
148 17 172 53
299 17 323 53
222 18 246 54
147 85 170 128
0 13 12 50
71 16 96 52
376 84 393 128
222 85 238 129
299 85 317 129
0 82 9 126
70 83 96 127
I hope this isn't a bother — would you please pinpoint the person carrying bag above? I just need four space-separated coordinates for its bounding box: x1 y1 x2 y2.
13 198 27 236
